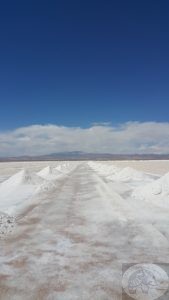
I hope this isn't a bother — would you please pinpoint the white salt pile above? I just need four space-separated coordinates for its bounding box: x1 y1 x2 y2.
37 166 63 180
108 167 151 182
132 172 169 208
0 169 44 190
88 162 121 177
0 170 44 215
54 162 76 174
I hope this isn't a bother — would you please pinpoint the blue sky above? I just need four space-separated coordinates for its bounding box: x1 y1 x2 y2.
0 1 169 155
0 0 169 129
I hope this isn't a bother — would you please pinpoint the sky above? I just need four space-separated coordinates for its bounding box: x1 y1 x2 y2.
0 0 169 155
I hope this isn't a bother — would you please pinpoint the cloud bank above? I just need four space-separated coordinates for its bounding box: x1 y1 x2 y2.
0 122 169 156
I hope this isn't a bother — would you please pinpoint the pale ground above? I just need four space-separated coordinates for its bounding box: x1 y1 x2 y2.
0 159 169 179
0 160 169 299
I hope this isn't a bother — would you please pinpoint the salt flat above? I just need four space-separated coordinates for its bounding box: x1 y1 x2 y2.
0 160 169 299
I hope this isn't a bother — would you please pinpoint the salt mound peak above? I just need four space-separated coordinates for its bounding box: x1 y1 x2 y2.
161 171 169 182
37 166 52 177
37 166 62 179
54 164 70 173
150 172 169 195
117 167 145 181
90 163 121 176
104 165 121 175
132 171 169 201
21 170 45 185
122 167 142 174
0 169 44 189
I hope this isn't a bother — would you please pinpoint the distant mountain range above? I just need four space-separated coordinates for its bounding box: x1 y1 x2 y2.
0 151 169 161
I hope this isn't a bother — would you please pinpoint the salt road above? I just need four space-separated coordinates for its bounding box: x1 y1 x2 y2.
1 162 169 299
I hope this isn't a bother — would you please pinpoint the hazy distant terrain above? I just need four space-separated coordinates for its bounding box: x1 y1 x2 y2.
0 160 169 299
1 152 169 161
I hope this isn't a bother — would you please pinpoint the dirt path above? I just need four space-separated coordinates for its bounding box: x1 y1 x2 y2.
0 163 169 299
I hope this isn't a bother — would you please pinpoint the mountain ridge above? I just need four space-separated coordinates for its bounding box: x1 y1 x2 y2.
0 151 169 161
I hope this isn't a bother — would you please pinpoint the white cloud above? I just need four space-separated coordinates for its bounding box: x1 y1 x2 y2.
0 122 169 156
